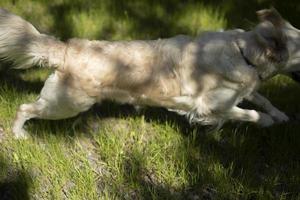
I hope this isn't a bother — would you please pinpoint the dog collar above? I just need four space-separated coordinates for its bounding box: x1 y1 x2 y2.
238 46 263 81
237 44 256 67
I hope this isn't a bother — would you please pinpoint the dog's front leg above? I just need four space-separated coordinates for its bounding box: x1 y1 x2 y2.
245 92 289 123
223 106 274 127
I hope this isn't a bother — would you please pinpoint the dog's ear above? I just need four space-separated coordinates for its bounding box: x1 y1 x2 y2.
255 9 287 63
255 24 287 63
256 7 284 26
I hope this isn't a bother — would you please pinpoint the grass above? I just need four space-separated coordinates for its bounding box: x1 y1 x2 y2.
0 0 300 199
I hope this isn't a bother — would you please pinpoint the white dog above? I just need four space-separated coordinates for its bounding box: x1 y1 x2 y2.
0 8 299 139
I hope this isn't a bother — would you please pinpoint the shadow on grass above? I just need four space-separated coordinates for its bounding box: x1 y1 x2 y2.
0 155 31 200
0 67 44 95
109 110 300 199
24 97 300 199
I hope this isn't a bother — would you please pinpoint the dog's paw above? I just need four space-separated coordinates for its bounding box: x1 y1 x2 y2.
13 129 29 139
269 109 289 123
258 113 275 127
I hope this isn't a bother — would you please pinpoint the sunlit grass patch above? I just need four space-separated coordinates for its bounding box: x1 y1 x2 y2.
177 3 227 35
70 8 135 40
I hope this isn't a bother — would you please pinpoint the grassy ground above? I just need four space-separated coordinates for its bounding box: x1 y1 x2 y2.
0 0 300 199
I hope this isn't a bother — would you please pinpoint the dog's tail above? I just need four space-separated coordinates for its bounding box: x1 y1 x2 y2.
0 8 66 69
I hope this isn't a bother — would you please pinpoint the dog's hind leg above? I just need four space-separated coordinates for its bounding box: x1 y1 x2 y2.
12 96 95 139
12 73 96 139
13 98 50 139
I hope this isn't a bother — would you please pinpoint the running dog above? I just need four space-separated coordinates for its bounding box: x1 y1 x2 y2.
0 8 299 138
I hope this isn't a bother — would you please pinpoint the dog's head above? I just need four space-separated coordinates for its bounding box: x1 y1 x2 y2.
256 8 288 64
243 8 288 79
256 8 300 76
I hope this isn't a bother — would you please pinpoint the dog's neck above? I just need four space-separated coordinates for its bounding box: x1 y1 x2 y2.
237 43 257 68
237 42 265 81
235 34 263 81
235 32 278 80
